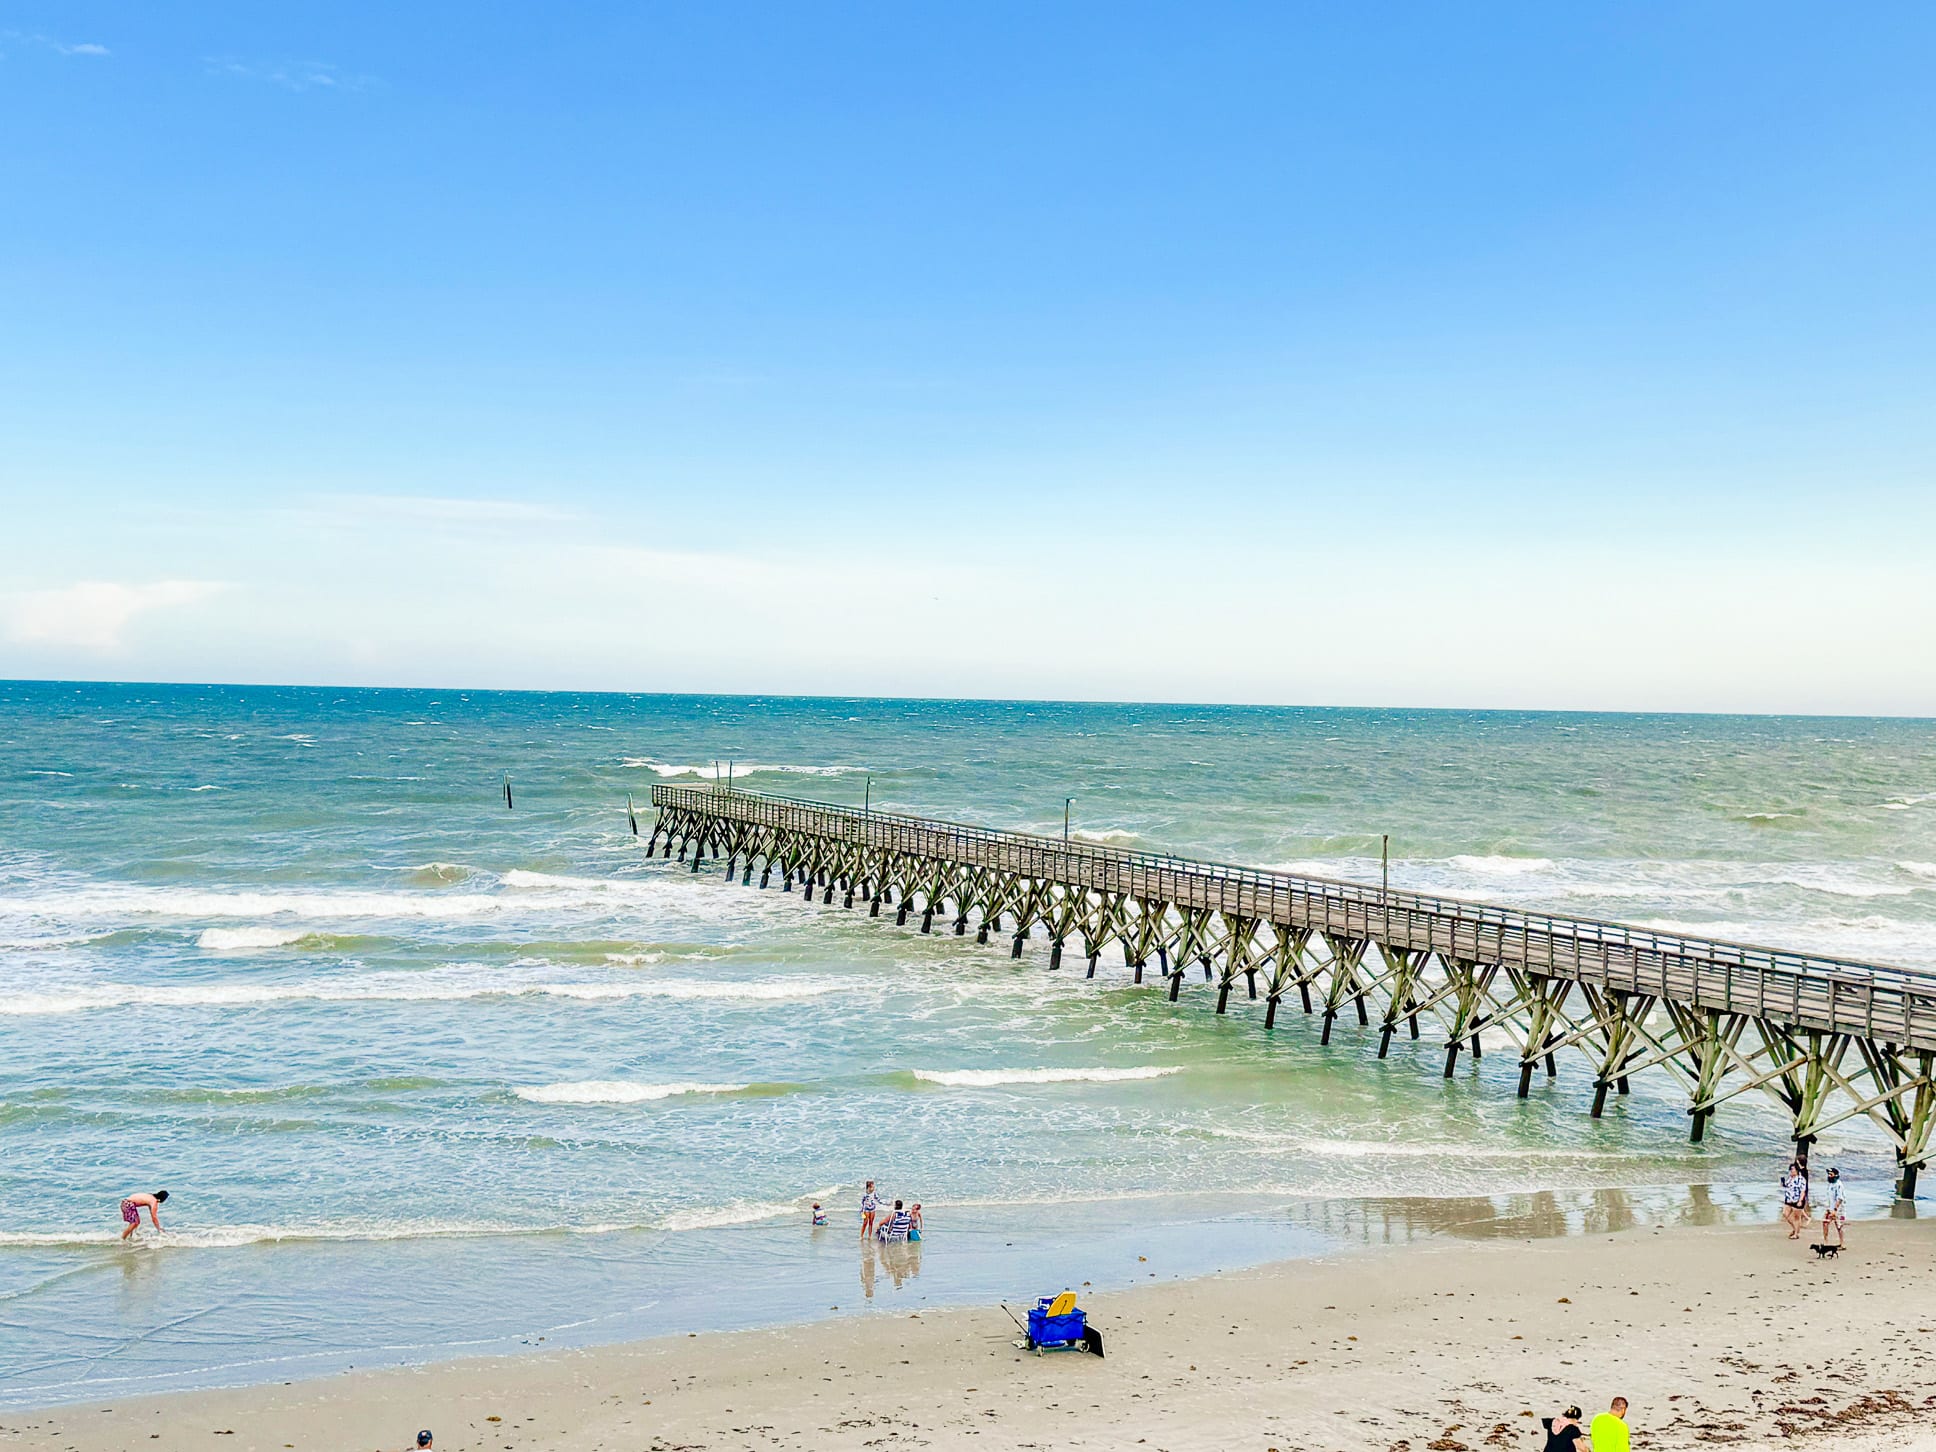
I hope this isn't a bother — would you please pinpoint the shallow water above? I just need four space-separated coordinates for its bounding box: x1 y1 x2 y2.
3 684 1932 1404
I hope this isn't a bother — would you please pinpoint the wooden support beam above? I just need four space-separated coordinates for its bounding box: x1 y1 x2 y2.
652 784 1936 1172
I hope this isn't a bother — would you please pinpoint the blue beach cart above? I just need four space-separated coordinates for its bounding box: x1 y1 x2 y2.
1012 1293 1105 1356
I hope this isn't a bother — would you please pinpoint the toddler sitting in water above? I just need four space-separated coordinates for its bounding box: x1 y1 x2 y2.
811 1203 828 1227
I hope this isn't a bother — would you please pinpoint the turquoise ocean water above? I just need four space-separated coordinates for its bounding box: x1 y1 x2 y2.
3 683 1934 1405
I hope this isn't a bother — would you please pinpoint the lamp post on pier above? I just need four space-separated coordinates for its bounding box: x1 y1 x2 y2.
1382 833 1391 936
1064 797 1074 843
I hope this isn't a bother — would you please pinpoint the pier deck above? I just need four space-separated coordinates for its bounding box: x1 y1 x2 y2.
650 784 1936 1194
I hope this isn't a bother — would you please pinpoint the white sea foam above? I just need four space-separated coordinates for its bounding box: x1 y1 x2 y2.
1071 828 1140 846
0 1220 645 1250
912 1066 1181 1087
0 1195 842 1248
501 869 634 891
196 926 311 952
659 1199 806 1231
623 760 853 779
188 785 222 792
1263 860 1350 878
0 886 506 921
0 972 856 1016
0 873 684 924
1759 869 1913 900
1447 855 1556 876
515 1080 749 1105
1297 1138 1628 1160
195 933 309 956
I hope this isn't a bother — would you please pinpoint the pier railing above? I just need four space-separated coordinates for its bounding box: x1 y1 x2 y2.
653 783 1936 1051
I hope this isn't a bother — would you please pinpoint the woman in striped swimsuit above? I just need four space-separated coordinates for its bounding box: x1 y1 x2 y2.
878 1200 913 1242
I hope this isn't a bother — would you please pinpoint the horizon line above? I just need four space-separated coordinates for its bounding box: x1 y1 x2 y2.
3 676 1934 724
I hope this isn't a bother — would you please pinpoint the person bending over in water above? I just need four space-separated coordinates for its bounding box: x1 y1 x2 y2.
119 1190 168 1240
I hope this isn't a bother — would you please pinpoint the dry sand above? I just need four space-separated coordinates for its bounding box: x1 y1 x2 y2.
5 1214 1933 1452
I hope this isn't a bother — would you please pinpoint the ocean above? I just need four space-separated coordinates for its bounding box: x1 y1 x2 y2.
3 682 1933 1406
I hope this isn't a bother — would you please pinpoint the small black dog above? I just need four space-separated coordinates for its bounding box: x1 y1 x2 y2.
1810 1242 1841 1260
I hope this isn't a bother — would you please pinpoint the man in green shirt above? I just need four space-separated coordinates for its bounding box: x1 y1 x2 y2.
1589 1397 1631 1452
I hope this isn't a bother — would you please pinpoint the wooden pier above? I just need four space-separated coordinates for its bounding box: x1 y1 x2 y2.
649 784 1936 1196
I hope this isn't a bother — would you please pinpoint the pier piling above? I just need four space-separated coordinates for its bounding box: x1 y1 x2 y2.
647 785 1936 1177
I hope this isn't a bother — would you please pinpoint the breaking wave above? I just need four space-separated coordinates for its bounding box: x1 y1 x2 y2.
1295 1138 1634 1160
399 862 471 885
514 1081 751 1105
911 1066 1181 1087
0 1207 815 1249
659 1200 804 1231
196 927 311 952
0 972 859 1016
1071 828 1141 845
0 869 699 925
1446 855 1556 876
621 760 854 779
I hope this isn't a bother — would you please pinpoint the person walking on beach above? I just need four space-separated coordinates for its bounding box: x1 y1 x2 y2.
1589 1396 1631 1452
118 1190 168 1240
860 1181 880 1240
1821 1166 1848 1247
1779 1159 1809 1239
1539 1405 1588 1452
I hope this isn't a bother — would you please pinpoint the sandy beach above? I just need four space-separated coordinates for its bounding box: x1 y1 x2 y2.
5 1212 1932 1452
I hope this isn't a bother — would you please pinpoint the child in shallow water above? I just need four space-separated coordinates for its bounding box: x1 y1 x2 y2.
118 1190 168 1240
811 1203 828 1227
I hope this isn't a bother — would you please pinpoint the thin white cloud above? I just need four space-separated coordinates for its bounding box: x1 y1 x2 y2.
0 30 110 57
205 56 371 92
4 581 230 653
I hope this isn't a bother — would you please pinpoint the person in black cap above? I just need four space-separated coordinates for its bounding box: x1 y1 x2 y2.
415 1433 432 1449
1821 1167 1848 1247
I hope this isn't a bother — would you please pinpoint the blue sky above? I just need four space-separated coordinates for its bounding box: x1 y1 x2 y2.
3 4 1932 710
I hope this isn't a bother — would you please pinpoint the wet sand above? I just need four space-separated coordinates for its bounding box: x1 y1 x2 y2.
4 1214 1932 1452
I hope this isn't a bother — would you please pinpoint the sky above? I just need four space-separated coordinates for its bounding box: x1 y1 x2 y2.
2 3 1932 713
